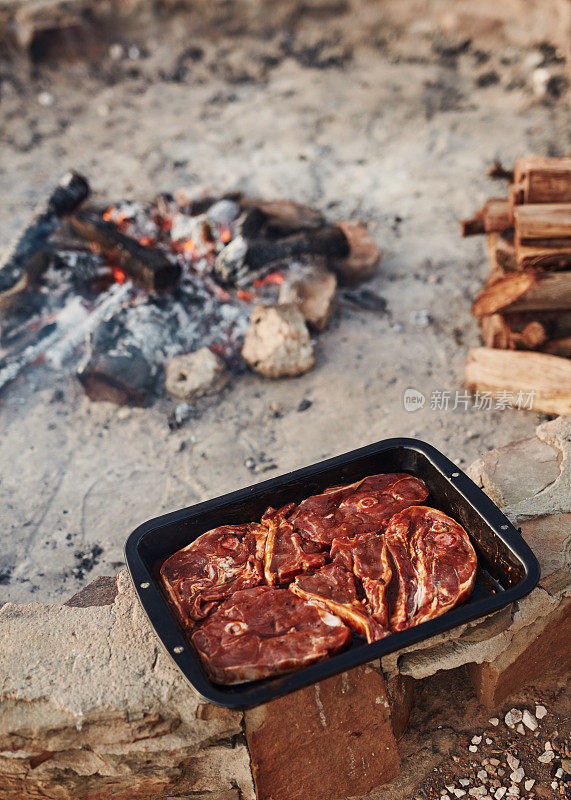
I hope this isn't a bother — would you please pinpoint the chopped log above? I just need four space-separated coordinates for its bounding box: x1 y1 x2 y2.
486 233 517 283
514 204 571 244
511 157 571 206
479 315 548 350
472 272 571 317
70 212 181 291
213 226 349 285
0 171 90 308
543 337 571 358
515 243 571 270
461 199 512 237
465 348 571 415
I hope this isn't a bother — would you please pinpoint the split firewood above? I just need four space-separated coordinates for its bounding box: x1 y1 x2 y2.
479 315 548 350
486 233 517 283
461 199 512 237
465 347 571 415
328 221 381 285
514 203 571 245
0 171 90 309
472 271 571 317
543 337 571 358
511 156 571 206
515 243 571 270
71 211 181 291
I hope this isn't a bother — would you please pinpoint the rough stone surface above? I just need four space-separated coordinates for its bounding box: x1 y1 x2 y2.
244 663 401 800
0 571 253 800
165 347 229 400
241 303 314 378
64 574 118 607
278 265 337 331
329 221 382 285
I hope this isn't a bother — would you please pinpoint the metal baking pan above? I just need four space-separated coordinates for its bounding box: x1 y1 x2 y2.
124 437 540 709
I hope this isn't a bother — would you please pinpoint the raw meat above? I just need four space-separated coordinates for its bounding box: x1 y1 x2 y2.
330 532 392 628
290 563 386 643
385 506 477 631
289 473 429 546
262 504 326 586
191 586 351 684
160 523 267 626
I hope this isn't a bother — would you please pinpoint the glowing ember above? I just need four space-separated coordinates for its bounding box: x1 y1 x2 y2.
183 239 195 254
237 289 256 302
219 225 232 244
113 267 127 284
253 272 285 288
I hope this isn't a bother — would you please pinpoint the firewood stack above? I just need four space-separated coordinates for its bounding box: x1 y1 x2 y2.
461 156 571 415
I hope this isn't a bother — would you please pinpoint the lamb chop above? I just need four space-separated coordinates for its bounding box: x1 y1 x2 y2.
191 586 351 684
385 506 477 631
160 523 267 627
289 473 428 546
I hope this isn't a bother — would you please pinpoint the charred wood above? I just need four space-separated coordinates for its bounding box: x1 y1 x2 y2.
0 171 90 306
70 212 181 291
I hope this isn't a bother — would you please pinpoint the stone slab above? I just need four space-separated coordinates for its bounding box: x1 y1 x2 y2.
244 663 401 800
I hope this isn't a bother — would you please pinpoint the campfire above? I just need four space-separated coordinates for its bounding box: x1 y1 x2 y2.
0 174 380 410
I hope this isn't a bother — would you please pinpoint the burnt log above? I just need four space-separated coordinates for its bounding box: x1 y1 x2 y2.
239 198 325 237
70 212 181 291
213 226 349 286
0 171 90 307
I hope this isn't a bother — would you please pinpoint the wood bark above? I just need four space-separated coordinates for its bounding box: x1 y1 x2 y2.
472 271 571 316
486 233 517 283
480 315 548 350
465 347 571 415
515 243 571 270
543 337 571 358
511 157 571 205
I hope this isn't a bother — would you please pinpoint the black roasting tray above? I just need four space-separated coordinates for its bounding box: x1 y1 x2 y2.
124 438 540 709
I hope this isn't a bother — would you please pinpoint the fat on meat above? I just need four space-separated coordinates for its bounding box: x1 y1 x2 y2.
290 563 386 643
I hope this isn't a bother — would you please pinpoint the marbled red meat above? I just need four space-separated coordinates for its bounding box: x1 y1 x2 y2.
289 473 429 546
330 532 392 628
290 563 386 643
191 586 351 684
160 523 267 627
262 504 326 586
385 506 477 632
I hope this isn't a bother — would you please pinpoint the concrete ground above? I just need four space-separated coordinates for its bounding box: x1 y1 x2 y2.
0 1 569 603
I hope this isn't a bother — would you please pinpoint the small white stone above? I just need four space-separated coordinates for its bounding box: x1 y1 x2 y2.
516 724 525 735
128 45 140 60
506 755 520 771
545 740 552 750
38 91 54 107
109 43 124 60
489 718 500 727
510 768 524 783
522 710 538 731
555 768 563 778
551 781 558 790
507 787 519 797
446 785 455 792
532 67 551 97
524 779 535 791
486 738 493 745
538 750 555 763
535 705 547 719
494 789 506 800
460 779 471 787
442 795 451 800
469 745 478 753
477 770 488 781
454 791 466 798
472 736 483 745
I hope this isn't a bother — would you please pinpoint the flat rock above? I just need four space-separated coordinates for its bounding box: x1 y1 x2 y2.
278 265 337 331
165 347 229 400
0 571 252 800
241 303 314 378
